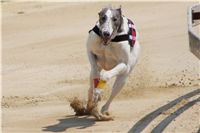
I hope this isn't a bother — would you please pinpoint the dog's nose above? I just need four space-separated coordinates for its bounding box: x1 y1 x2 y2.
102 31 110 37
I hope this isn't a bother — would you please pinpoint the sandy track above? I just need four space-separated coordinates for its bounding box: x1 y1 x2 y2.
2 87 200 133
129 88 200 133
2 2 200 133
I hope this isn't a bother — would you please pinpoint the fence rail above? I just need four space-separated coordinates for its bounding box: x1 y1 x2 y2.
188 4 200 59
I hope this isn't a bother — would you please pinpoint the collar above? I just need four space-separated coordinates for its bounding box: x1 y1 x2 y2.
89 18 136 48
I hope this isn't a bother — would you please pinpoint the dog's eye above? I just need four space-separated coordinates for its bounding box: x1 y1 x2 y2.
101 16 106 21
113 17 117 22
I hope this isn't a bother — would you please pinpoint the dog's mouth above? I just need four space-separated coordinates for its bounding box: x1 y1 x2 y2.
101 30 116 45
101 32 114 45
102 36 110 45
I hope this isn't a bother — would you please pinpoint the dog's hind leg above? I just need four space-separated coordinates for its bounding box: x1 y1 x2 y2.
101 73 128 114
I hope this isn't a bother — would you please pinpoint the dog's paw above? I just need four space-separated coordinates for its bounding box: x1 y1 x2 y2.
102 111 111 116
100 71 112 81
101 104 109 114
91 107 113 121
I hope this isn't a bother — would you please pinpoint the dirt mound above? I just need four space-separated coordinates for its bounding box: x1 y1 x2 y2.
70 97 113 121
70 97 89 116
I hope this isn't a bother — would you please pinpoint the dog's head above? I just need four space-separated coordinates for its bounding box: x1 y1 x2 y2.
98 6 123 45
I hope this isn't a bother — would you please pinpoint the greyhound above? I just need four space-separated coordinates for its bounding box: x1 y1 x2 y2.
86 6 140 119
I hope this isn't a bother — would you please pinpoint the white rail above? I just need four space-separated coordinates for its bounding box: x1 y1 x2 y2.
188 4 200 59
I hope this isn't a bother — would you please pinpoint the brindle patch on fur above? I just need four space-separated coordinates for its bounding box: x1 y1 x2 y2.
98 8 108 25
112 8 123 32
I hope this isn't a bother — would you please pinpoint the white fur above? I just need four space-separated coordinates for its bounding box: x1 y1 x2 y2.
86 16 140 114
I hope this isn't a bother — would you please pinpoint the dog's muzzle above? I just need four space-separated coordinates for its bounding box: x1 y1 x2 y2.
102 31 111 45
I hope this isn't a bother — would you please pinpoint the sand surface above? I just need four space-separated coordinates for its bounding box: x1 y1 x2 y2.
2 1 200 133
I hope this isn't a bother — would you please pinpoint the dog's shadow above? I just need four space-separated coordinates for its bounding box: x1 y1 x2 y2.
42 115 96 132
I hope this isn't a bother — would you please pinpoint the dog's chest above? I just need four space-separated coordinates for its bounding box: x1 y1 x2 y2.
92 42 119 59
91 42 124 70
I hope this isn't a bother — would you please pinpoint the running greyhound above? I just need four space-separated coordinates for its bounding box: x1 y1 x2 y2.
86 6 140 119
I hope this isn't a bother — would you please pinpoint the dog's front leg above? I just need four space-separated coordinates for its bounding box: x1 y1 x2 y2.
100 63 129 81
87 52 101 111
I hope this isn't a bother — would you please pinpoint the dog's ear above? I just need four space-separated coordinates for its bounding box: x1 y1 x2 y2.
117 5 122 15
98 9 103 17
